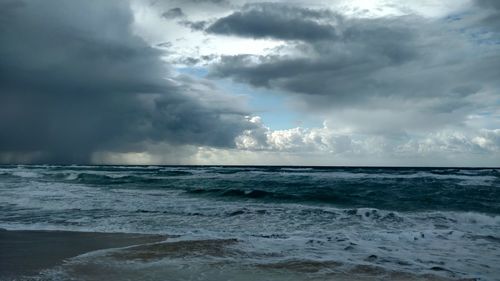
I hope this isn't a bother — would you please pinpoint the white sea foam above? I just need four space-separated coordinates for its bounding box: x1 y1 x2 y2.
9 170 40 178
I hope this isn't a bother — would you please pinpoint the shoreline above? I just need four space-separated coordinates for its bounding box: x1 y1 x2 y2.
0 229 478 281
0 229 168 280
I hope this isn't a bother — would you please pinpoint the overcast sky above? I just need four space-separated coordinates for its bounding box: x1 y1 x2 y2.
0 0 499 166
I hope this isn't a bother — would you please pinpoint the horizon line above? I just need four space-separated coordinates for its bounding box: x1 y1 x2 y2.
1 164 498 169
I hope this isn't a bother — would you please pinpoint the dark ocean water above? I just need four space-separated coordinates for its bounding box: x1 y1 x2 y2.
0 165 499 280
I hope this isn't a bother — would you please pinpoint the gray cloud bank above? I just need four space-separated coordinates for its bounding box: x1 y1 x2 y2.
0 0 254 164
206 3 338 41
205 1 499 146
208 2 499 110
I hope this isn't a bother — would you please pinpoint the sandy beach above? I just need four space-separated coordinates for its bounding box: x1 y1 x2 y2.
0 229 167 280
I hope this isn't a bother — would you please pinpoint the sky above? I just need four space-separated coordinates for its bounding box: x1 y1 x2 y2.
0 0 499 166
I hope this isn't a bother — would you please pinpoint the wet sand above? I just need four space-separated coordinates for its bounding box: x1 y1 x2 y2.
0 229 167 280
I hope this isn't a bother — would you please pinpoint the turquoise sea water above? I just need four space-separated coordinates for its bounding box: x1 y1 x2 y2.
0 165 499 280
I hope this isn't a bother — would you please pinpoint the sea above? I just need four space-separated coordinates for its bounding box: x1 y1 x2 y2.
0 165 499 280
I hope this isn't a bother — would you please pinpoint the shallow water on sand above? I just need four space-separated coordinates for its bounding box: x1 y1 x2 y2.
0 165 499 280
32 238 467 281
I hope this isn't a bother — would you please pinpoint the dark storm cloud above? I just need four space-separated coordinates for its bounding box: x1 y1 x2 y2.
209 12 423 104
162 7 185 19
0 0 254 164
171 54 217 65
159 5 207 31
162 7 209 31
179 19 208 31
476 0 500 9
206 3 338 41
208 3 500 115
474 0 500 32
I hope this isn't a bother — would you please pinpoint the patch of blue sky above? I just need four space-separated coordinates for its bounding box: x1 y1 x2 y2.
454 21 500 46
176 66 322 130
443 11 500 46
469 28 500 45
176 66 209 77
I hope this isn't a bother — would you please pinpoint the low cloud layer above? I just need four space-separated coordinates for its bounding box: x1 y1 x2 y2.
237 117 500 159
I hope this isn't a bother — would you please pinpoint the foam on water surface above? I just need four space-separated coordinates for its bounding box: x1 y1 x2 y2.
0 165 499 280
